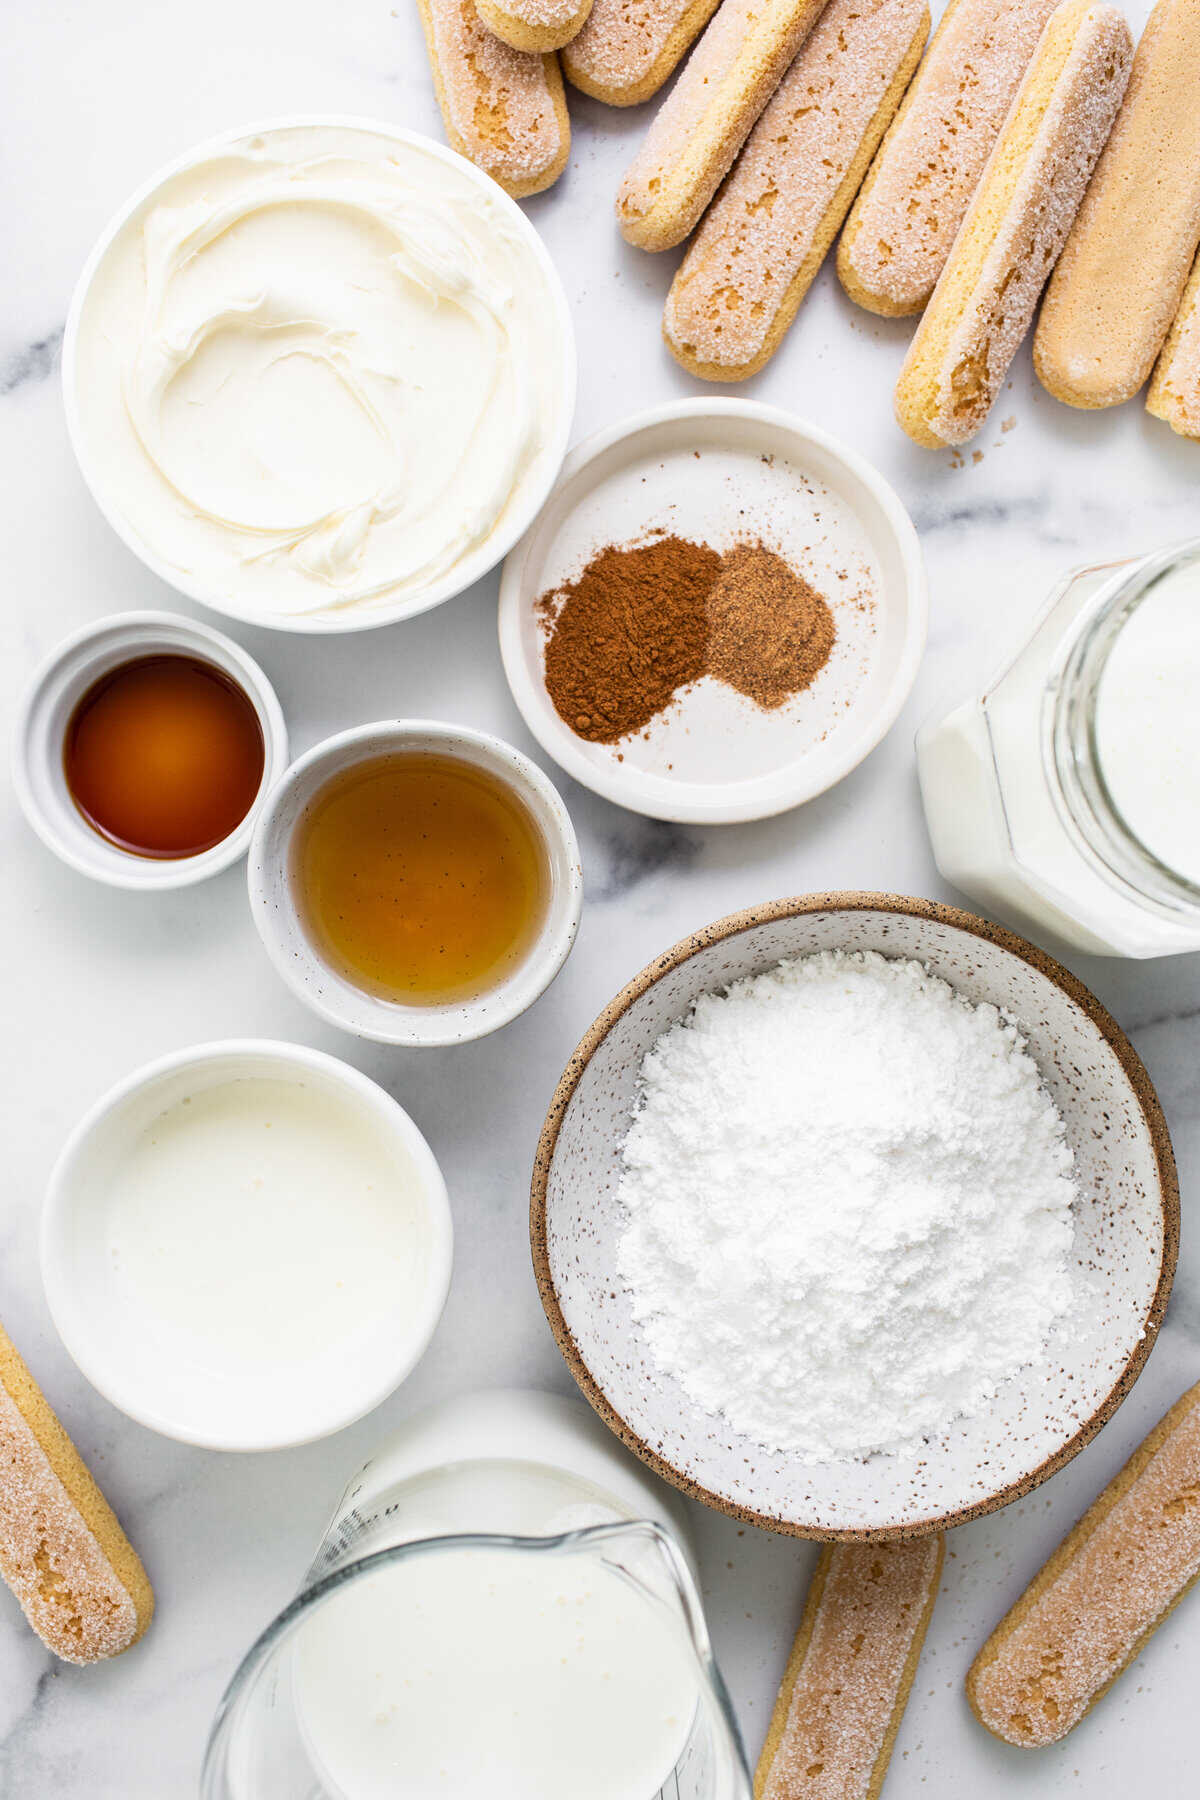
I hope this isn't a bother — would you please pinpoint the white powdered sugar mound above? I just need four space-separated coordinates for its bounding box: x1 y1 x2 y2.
617 951 1078 1462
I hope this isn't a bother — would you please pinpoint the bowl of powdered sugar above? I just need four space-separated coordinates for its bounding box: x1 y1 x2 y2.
531 894 1178 1537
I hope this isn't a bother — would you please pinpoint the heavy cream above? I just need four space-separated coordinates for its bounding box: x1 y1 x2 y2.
70 125 569 622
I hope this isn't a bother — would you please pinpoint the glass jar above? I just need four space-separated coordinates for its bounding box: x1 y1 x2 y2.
202 1390 751 1800
917 538 1200 956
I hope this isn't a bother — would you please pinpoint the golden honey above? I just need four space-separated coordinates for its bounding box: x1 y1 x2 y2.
295 754 547 1005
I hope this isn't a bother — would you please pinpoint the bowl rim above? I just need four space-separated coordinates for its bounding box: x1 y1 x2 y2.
247 719 584 1046
11 608 288 889
42 1037 454 1451
498 397 928 823
530 891 1180 1541
62 115 576 636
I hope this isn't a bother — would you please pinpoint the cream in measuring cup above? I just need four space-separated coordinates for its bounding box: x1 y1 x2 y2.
203 1391 752 1800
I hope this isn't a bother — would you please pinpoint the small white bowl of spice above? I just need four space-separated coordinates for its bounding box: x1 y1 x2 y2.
499 399 926 824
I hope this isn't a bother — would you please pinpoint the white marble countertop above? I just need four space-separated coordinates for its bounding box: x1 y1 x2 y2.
2 1 1199 1792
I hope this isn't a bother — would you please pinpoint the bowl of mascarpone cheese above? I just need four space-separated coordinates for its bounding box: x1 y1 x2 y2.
64 119 575 632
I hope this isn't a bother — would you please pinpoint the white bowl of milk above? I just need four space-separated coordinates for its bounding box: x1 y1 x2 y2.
42 1040 452 1449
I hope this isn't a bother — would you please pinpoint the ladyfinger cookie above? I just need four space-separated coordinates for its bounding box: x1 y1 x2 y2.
615 0 830 251
894 0 1132 448
1148 250 1200 438
665 0 930 380
756 1538 944 1800
837 0 1061 317
563 0 721 105
1034 0 1200 409
476 0 592 54
417 0 571 198
968 1379 1200 1746
0 1322 153 1664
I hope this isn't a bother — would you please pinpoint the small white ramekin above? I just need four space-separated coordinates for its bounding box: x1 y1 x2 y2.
43 1040 454 1452
248 721 583 1047
12 610 288 889
62 117 576 635
499 398 928 825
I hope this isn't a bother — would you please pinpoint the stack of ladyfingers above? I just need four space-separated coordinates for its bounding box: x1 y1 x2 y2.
418 0 1200 449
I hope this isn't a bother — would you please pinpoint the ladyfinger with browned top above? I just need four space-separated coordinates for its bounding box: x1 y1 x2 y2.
837 0 1061 317
477 0 593 53
616 0 831 251
893 0 1132 448
968 1379 1200 1746
0 1322 153 1664
1034 0 1200 409
665 0 930 380
1148 251 1200 438
563 0 722 103
417 0 571 197
757 1538 944 1800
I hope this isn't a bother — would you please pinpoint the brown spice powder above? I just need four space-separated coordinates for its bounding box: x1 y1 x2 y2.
538 535 837 744
537 536 721 743
707 542 836 709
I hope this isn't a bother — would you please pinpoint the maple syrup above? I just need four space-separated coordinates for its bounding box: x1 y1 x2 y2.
295 754 547 1006
64 654 265 859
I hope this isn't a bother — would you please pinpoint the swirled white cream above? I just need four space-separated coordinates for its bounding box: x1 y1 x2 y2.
71 126 569 621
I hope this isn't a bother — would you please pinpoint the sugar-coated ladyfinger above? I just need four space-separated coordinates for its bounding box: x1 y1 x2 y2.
416 0 571 198
837 0 1061 317
0 1322 153 1664
968 1379 1200 1746
665 0 929 380
1034 0 1200 409
893 0 1132 448
616 0 830 251
563 0 721 105
476 0 592 53
1148 250 1200 438
756 1538 944 1800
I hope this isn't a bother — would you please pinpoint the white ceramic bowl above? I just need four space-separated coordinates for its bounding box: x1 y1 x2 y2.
43 1040 453 1451
62 117 576 635
532 895 1178 1538
249 721 583 1046
499 400 927 823
12 610 288 889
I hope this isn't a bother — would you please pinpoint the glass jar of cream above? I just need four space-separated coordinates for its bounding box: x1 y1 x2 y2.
918 538 1200 957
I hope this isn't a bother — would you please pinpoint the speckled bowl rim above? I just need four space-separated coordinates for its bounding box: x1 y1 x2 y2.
530 893 1180 1541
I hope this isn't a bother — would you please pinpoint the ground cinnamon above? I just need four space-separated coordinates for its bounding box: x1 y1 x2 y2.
537 536 720 743
537 535 836 744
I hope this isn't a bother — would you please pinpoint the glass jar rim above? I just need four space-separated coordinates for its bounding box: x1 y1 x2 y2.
1045 537 1200 920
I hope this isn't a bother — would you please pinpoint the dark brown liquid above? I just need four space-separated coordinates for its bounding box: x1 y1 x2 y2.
295 754 547 1005
64 654 265 858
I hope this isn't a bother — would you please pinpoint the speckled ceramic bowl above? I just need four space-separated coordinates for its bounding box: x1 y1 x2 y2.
531 895 1178 1539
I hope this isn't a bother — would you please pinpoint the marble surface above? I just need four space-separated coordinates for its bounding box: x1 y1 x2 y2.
2 1 1199 1792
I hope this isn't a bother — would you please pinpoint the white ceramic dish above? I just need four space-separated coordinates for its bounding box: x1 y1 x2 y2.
248 721 583 1046
532 895 1178 1538
43 1040 453 1451
62 117 576 635
12 610 287 889
499 400 927 823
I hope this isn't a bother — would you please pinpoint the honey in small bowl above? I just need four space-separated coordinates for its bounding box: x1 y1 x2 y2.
64 654 265 859
294 753 549 1007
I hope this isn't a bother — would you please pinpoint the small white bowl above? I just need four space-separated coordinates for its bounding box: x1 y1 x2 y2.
248 721 583 1046
62 117 576 635
43 1040 453 1451
499 399 927 824
12 610 288 889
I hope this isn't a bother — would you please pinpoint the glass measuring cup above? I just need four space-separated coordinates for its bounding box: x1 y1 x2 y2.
202 1390 751 1800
